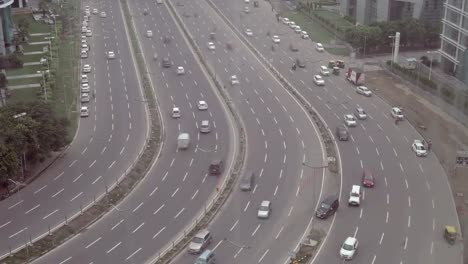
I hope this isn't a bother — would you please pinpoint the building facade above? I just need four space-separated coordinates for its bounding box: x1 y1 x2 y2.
439 0 468 84
340 0 443 25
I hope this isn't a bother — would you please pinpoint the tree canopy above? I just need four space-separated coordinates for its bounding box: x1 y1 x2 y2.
0 102 68 187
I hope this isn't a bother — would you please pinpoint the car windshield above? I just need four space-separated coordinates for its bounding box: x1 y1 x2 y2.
192 237 204 244
351 192 359 197
343 243 354 251
320 203 330 209
260 205 269 211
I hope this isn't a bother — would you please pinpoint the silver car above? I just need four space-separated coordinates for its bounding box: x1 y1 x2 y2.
188 229 212 254
354 107 367 120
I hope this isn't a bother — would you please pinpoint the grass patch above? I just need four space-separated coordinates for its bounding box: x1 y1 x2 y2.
23 44 48 53
312 9 353 29
285 11 335 44
22 53 48 63
6 64 45 76
8 87 40 103
12 14 52 34
8 77 43 86
326 47 350 56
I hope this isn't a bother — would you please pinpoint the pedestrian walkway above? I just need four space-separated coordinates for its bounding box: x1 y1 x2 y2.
23 51 46 55
8 84 41 89
23 62 42 66
30 32 51 36
29 41 51 45
7 73 42 80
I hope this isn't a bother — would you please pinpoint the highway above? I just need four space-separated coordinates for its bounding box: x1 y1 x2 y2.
0 0 148 258
167 0 326 264
204 0 461 263
30 0 237 263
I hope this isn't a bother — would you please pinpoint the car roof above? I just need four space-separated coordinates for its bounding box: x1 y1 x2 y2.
351 185 360 192
261 200 270 206
195 229 210 238
345 114 354 118
81 106 88 110
199 100 206 104
345 237 357 244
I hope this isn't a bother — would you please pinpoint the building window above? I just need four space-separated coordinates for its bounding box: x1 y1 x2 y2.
444 24 460 42
425 0 429 8
433 0 438 9
442 40 458 58
448 0 462 9
446 8 461 24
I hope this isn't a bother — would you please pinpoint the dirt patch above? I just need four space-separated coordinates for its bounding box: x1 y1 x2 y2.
366 70 468 260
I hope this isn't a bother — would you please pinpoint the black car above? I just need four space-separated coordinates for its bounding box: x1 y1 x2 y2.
316 195 339 219
336 125 349 141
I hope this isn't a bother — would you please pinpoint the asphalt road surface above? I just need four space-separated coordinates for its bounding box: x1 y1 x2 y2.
168 0 326 264
204 0 461 263
0 0 148 258
30 0 236 263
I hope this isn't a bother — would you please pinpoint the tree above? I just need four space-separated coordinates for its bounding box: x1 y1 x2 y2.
0 144 20 192
0 73 7 89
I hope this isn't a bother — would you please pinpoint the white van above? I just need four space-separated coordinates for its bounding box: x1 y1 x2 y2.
177 133 190 149
200 120 211 133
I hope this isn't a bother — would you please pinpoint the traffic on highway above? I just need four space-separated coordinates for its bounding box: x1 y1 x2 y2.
0 0 462 264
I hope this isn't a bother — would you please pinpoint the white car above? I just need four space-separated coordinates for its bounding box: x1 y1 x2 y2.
197 100 208 110
282 17 291 25
207 42 216 50
319 66 329 76
83 64 91 73
289 21 296 28
340 237 358 260
92 8 98 14
272 35 280 43
156 0 163 3
294 26 302 34
355 107 367 120
100 11 107 18
81 43 89 52
315 43 324 52
81 74 89 84
348 185 361 206
244 6 250 13
257 200 271 219
80 50 88 59
80 106 89 117
81 26 87 33
412 139 427 157
146 30 153 38
81 93 90 103
313 75 325 86
230 75 239 85
107 51 116 59
177 66 185 75
245 29 253 36
391 107 404 120
86 29 92 37
356 86 372 96
85 10 90 16
344 114 357 127
81 83 90 93
172 107 181 118
84 6 90 12
244 0 250 3
300 31 309 38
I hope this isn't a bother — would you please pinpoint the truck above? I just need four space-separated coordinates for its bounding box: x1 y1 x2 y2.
177 133 190 150
346 68 365 85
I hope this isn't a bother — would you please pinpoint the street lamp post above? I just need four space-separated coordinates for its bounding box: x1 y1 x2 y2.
427 50 438 81
389 35 396 68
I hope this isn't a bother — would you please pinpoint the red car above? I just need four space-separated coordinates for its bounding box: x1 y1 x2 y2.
361 169 375 188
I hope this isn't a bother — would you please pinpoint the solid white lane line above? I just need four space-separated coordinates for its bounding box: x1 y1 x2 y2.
258 249 269 263
275 226 284 239
174 208 185 219
252 223 262 237
244 200 251 211
85 237 102 249
70 192 82 202
379 233 384 244
9 227 27 238
191 189 199 200
42 209 59 220
52 189 64 198
25 204 40 214
34 185 47 195
132 222 145 234
230 220 239 232
153 204 164 215
153 226 166 239
133 202 144 213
